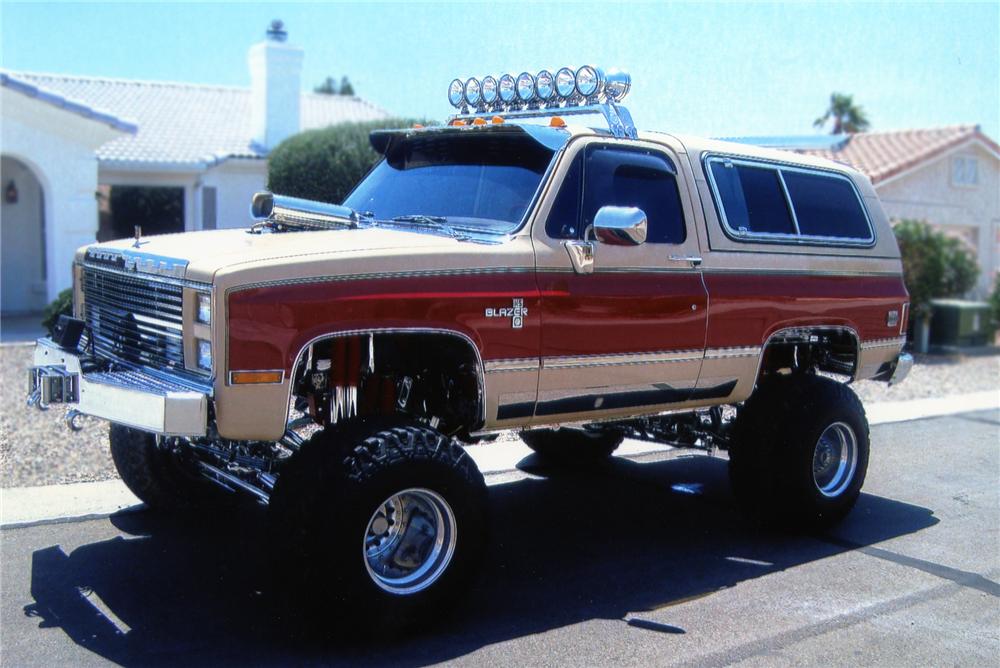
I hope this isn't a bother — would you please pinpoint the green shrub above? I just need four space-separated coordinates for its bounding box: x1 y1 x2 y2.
41 288 74 335
267 118 428 205
893 219 979 320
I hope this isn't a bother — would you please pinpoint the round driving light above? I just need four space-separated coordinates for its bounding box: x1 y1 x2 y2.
516 72 536 102
535 69 554 101
481 75 498 105
575 65 603 98
555 67 576 99
498 73 517 104
604 68 632 102
448 79 465 108
464 77 482 107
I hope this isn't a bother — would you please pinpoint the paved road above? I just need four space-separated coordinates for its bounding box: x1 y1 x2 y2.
2 410 998 666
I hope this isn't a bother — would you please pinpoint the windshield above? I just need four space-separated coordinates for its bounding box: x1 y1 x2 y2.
344 132 555 235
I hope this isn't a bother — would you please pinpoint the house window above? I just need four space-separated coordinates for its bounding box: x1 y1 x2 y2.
952 156 979 186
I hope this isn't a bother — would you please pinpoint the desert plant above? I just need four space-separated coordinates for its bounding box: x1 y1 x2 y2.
267 118 427 205
41 288 73 335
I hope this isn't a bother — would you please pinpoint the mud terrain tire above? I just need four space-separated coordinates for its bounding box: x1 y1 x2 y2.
268 419 488 633
729 375 870 529
109 424 210 510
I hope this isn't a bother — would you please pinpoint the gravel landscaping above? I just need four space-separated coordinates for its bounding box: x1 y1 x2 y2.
2 343 997 489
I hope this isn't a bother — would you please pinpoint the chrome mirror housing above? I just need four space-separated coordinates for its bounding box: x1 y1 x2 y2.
593 206 647 246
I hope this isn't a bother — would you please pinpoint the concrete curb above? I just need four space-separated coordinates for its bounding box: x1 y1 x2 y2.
2 391 997 529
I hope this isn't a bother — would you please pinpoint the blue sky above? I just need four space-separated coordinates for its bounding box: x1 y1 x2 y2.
2 1 998 139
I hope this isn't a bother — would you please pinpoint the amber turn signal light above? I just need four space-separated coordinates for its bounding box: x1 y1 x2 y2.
230 370 284 385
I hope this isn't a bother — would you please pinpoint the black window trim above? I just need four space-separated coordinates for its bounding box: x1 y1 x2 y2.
703 153 876 248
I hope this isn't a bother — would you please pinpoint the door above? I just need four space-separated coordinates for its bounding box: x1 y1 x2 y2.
1 156 47 314
530 139 709 424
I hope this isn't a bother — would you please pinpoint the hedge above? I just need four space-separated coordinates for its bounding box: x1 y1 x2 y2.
266 118 426 205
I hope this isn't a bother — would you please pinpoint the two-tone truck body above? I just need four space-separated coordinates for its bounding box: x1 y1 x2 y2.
27 67 911 629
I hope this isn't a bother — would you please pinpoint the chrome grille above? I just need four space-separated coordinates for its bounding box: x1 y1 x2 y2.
82 267 186 372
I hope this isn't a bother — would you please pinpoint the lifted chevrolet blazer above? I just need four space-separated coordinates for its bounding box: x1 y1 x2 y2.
28 67 912 628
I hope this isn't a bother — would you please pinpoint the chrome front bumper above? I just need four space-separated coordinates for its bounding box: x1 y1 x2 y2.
27 338 209 436
888 352 914 386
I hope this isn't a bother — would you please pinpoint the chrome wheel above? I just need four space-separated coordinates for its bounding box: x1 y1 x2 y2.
363 488 457 595
812 421 858 498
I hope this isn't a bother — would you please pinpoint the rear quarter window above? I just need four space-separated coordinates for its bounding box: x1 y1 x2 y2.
705 156 874 246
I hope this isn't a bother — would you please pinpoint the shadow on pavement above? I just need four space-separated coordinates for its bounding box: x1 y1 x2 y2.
22 454 938 666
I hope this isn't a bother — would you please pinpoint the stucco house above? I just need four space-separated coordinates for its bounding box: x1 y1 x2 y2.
1 22 389 315
739 126 1000 297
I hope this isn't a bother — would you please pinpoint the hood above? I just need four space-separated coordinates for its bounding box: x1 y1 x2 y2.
78 227 461 284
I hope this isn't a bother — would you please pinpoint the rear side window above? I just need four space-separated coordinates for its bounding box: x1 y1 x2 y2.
546 145 687 244
706 156 874 245
782 170 872 239
709 162 795 235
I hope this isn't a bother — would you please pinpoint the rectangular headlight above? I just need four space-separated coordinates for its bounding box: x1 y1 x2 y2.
196 339 212 371
196 293 212 325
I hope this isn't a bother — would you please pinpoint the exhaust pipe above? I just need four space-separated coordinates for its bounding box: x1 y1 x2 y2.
250 191 358 229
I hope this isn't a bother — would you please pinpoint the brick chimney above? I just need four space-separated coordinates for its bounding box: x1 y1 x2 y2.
248 20 304 151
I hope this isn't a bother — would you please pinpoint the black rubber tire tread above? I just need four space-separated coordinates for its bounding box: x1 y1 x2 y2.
729 374 870 529
267 418 488 635
521 428 624 463
108 424 210 510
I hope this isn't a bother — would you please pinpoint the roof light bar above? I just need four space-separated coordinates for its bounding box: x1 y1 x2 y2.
446 65 637 138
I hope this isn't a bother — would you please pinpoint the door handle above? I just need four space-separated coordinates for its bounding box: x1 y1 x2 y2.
564 241 595 275
669 254 703 267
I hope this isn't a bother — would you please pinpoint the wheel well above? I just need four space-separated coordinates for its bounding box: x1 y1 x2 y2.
289 331 484 436
757 327 860 382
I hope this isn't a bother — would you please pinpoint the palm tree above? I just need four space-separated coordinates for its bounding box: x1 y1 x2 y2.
813 93 870 134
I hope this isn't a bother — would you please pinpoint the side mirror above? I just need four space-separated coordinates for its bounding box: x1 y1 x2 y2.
593 206 647 246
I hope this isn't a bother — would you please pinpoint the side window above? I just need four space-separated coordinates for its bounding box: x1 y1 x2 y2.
709 161 795 235
782 170 871 239
583 147 686 244
708 156 874 245
545 145 687 244
545 153 583 240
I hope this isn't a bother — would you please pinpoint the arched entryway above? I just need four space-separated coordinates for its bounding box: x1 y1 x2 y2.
1 155 47 314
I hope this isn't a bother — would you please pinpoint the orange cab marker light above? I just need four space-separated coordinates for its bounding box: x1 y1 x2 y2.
549 116 566 128
412 123 424 129
491 116 505 124
230 370 284 385
450 119 467 126
472 117 488 125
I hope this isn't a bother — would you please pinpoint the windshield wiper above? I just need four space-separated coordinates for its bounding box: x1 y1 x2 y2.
389 214 469 240
391 214 449 225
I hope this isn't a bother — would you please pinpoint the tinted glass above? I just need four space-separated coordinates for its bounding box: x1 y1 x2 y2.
582 147 686 244
782 170 871 239
710 162 796 235
344 133 553 234
545 153 583 239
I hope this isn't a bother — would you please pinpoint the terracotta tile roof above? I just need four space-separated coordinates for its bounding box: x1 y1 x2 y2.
794 125 1000 184
5 71 390 168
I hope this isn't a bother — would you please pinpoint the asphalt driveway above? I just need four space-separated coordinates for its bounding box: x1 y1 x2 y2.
2 410 998 666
